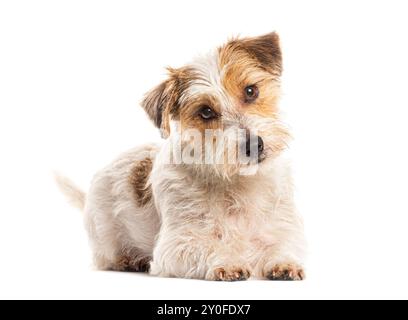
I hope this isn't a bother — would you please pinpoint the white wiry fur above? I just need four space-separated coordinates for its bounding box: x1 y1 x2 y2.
58 145 306 279
83 145 160 271
57 33 306 280
149 147 306 280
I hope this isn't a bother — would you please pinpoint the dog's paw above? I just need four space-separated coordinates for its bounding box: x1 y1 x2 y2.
266 263 305 281
211 266 251 281
113 255 151 272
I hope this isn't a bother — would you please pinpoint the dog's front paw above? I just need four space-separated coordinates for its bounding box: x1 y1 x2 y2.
210 266 251 281
113 255 151 272
266 263 305 281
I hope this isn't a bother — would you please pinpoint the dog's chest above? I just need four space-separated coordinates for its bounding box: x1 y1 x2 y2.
210 186 275 240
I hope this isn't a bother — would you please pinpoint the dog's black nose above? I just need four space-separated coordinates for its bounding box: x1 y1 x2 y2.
246 135 264 157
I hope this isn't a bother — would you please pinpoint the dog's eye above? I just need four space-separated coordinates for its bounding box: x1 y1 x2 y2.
198 106 217 120
244 85 259 102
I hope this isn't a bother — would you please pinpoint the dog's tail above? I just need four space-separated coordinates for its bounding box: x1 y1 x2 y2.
54 172 86 211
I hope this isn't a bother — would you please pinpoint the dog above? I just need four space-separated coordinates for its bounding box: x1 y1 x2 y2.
56 32 306 281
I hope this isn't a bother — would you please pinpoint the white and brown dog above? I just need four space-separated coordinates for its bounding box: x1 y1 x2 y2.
57 32 306 281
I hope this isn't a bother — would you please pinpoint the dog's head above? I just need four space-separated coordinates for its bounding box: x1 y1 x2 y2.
141 32 290 178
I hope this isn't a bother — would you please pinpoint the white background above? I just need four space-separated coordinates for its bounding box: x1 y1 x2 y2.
1 0 408 300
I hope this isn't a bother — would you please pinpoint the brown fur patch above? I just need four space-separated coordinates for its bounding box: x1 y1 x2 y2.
113 255 151 272
129 158 153 206
218 33 282 118
179 94 222 133
141 67 198 137
220 32 282 76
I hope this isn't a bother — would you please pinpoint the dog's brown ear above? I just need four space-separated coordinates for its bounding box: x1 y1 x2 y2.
141 67 194 138
141 78 175 138
142 81 167 128
238 32 282 75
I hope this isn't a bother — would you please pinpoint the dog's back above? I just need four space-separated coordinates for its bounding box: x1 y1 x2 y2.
58 144 160 272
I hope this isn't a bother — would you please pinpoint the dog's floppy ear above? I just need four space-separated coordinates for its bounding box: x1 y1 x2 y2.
141 77 176 138
238 32 282 75
141 67 194 138
141 81 167 129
